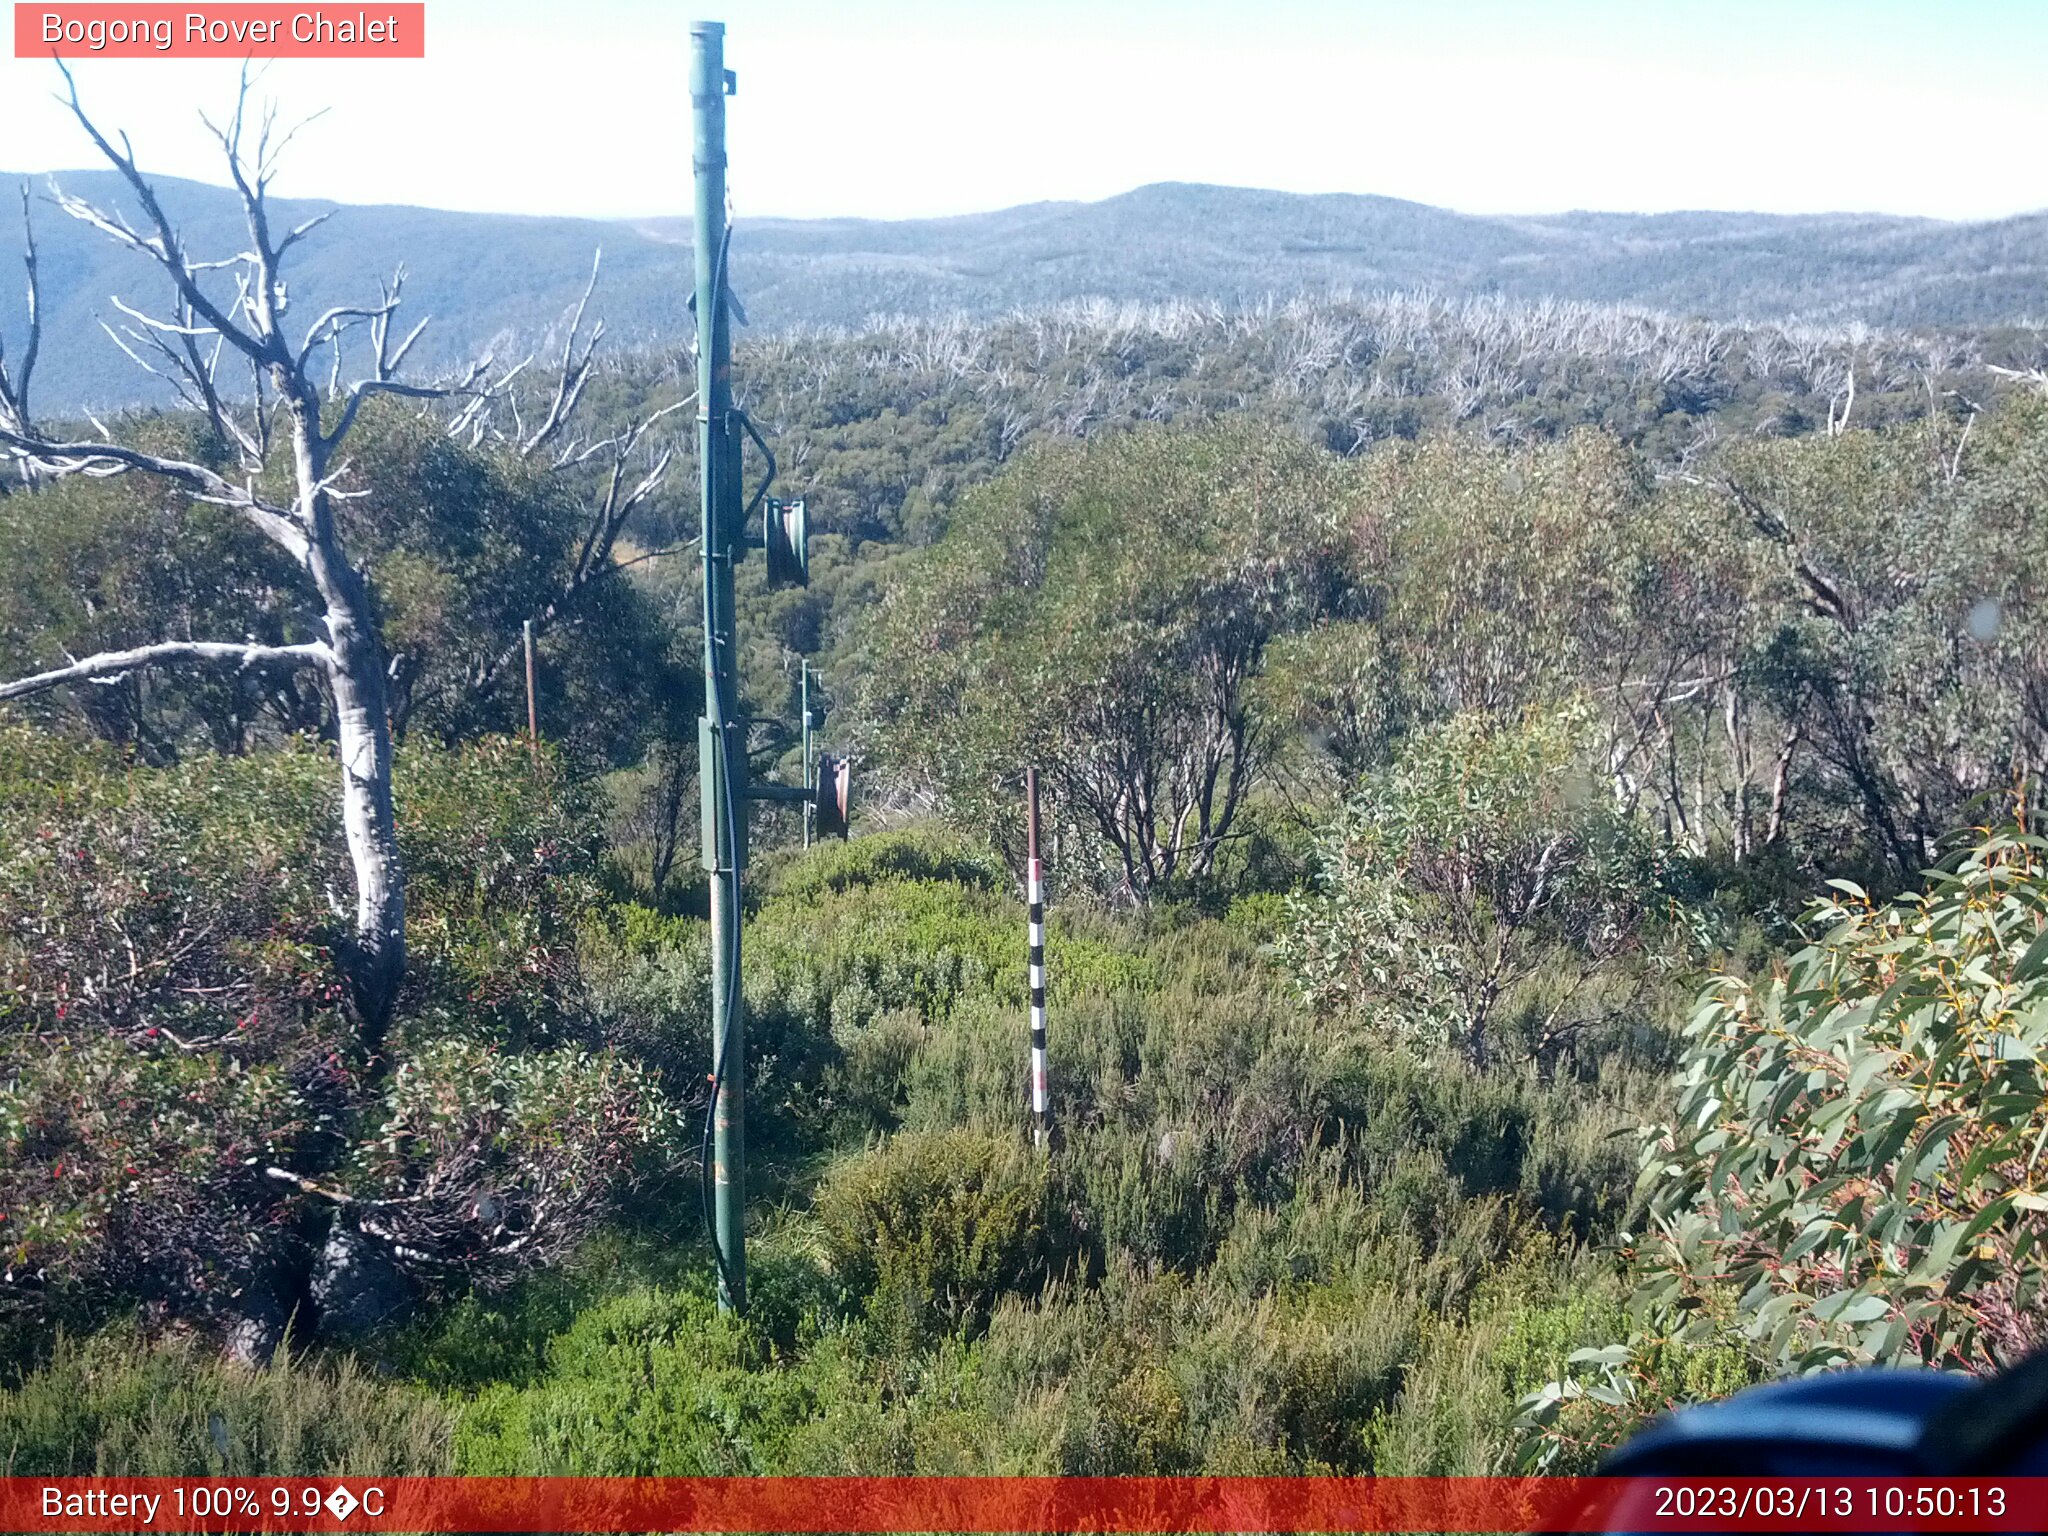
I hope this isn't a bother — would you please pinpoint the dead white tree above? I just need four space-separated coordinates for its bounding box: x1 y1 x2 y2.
0 65 491 1043
1826 354 1857 436
0 182 40 482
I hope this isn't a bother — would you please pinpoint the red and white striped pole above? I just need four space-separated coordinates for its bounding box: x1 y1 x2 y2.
1025 766 1051 1147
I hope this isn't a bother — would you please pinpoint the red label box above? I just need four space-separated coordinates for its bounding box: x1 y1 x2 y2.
14 4 425 58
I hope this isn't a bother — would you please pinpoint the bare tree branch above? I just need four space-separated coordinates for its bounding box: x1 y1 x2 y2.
326 368 479 451
0 422 313 560
0 180 39 441
96 296 268 465
48 61 276 369
298 298 398 372
274 206 335 261
519 250 604 458
0 639 332 702
462 394 692 707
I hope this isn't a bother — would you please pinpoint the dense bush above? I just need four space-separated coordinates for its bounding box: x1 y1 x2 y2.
13 368 2044 1477
816 1128 1076 1349
1283 706 1683 1072
866 422 1362 902
1520 821 2048 1465
751 828 1006 902
0 729 682 1356
454 1277 833 1476
0 404 694 766
960 1265 1417 1473
857 400 2048 913
0 800 1692 1474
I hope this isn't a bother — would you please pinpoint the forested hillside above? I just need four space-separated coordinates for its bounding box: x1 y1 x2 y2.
5 139 2048 1479
8 170 2048 410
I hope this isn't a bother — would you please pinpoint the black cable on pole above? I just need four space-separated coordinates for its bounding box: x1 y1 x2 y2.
699 730 742 1304
698 216 744 1307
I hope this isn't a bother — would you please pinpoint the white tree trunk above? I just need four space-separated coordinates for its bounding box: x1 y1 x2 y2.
329 623 406 1039
290 406 407 1040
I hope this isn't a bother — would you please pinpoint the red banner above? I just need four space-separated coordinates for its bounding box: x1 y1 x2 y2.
5 1476 2048 1532
14 5 425 58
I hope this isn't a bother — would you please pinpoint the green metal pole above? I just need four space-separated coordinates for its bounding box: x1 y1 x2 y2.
802 663 814 850
692 18 746 1315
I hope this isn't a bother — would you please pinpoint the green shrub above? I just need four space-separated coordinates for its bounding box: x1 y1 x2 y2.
350 1041 682 1290
1063 1124 1232 1275
825 1008 926 1133
815 1129 1074 1348
1223 889 1293 945
1366 1244 1633 1475
1206 1155 1382 1295
963 1266 1422 1474
753 826 1004 902
737 872 1019 1147
1280 705 1675 1071
747 877 1013 1029
580 912 712 1084
1635 824 2048 1375
450 1249 849 1476
1520 824 2048 1466
380 1267 595 1393
391 739 607 1048
867 423 1361 904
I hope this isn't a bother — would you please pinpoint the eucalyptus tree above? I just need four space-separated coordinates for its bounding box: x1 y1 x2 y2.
869 421 1359 902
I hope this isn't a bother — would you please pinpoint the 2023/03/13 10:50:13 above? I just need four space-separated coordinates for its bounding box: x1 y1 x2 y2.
1648 1482 2012 1524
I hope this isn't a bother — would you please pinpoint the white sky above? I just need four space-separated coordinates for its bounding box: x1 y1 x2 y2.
2 0 2043 222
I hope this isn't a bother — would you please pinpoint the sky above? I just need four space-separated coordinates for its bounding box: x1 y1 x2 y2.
1 0 2044 223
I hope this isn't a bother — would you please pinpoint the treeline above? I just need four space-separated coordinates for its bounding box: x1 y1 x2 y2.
864 398 2047 904
723 291 2037 546
8 288 2039 806
648 292 2047 862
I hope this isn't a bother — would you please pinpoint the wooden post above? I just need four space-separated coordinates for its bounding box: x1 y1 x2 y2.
1026 766 1050 1146
523 618 539 765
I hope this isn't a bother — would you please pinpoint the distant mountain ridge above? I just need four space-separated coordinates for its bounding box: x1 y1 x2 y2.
3 173 2045 412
